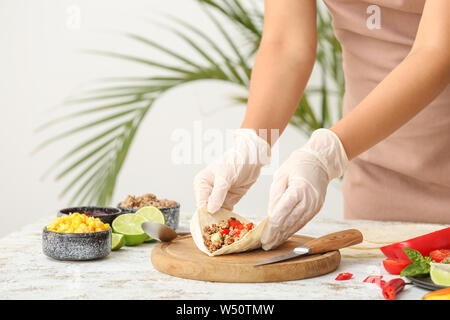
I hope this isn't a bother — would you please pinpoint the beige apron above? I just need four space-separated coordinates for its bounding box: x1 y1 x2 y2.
323 0 450 223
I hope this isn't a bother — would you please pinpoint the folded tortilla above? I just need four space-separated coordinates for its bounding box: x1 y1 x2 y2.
190 207 268 256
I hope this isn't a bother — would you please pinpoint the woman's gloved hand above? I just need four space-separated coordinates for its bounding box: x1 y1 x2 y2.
261 129 348 250
193 129 271 214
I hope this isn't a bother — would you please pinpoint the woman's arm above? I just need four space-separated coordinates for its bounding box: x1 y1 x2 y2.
193 0 317 213
331 0 450 160
241 0 317 145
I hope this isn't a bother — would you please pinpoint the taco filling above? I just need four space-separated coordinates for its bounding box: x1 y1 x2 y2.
203 217 255 253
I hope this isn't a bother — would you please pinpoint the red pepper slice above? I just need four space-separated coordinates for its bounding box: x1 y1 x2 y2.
363 275 386 288
363 275 384 286
335 273 353 281
380 227 450 261
382 258 412 275
382 278 405 300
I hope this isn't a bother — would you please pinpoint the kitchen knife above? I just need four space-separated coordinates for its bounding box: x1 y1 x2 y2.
141 222 189 242
254 229 363 266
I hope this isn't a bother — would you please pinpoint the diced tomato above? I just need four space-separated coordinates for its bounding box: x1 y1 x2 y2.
220 228 230 235
382 258 411 275
228 220 240 228
335 273 353 281
246 223 253 230
430 249 450 263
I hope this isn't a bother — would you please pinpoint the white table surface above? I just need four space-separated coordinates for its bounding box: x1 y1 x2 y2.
0 212 434 300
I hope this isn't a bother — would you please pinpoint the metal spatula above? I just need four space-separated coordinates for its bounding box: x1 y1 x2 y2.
141 222 188 242
254 229 363 266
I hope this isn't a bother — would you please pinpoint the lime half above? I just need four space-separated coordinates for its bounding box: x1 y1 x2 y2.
112 214 148 246
111 233 125 251
136 206 166 224
135 206 166 242
430 263 450 286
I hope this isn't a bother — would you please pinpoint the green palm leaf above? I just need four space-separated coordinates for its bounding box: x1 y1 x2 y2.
35 0 343 206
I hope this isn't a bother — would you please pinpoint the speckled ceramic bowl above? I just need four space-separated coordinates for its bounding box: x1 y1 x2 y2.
58 206 122 225
117 203 180 230
42 227 112 261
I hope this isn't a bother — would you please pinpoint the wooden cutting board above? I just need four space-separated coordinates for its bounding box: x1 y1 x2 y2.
151 235 341 283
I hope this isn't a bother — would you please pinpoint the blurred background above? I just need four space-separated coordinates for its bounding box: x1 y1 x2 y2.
0 0 345 237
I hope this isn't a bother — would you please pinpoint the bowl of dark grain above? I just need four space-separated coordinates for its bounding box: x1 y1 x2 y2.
58 206 123 225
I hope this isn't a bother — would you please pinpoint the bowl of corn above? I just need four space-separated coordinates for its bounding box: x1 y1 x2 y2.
42 213 112 261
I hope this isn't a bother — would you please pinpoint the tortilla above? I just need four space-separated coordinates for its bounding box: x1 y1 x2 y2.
357 224 445 245
190 207 267 256
348 240 384 250
341 223 446 257
340 247 385 258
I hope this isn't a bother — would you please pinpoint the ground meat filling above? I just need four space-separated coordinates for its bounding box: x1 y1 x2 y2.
203 217 254 253
120 193 177 209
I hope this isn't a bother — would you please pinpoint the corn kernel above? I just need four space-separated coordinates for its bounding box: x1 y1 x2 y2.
46 213 109 233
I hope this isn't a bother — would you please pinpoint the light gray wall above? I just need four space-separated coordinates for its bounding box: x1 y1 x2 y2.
0 0 343 237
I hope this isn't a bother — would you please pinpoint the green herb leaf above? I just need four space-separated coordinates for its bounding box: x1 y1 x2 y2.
400 248 431 277
400 263 430 277
402 248 425 264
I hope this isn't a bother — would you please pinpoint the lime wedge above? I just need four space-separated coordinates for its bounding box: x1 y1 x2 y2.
430 263 450 286
112 214 148 246
111 233 125 250
135 206 166 242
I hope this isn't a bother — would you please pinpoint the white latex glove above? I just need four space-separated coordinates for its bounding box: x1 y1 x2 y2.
261 128 348 250
193 128 271 214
